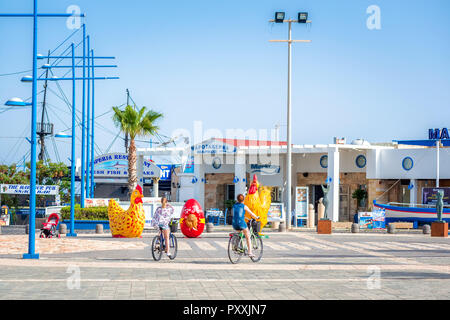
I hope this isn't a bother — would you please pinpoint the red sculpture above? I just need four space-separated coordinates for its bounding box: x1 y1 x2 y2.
180 199 205 238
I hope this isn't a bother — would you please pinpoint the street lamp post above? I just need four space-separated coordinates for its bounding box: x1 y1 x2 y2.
37 63 118 237
90 48 95 198
269 13 311 229
0 0 84 259
80 24 86 208
86 36 91 198
39 49 116 202
68 42 77 236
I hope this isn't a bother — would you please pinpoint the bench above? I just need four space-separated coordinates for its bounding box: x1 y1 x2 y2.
390 222 414 229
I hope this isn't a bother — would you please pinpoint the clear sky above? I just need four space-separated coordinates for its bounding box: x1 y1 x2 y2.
0 0 449 165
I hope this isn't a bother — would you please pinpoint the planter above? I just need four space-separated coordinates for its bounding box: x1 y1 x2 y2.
62 220 110 230
431 222 448 237
317 219 332 234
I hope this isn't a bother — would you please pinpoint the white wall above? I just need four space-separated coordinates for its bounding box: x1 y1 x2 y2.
294 150 367 173
178 174 195 202
367 148 450 179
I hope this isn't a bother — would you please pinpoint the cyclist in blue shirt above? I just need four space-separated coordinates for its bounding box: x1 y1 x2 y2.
232 194 259 258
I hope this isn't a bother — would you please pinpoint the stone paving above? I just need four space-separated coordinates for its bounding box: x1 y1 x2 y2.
0 228 448 300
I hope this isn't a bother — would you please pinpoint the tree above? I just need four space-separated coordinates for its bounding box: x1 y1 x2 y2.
0 161 69 207
0 164 28 208
112 104 163 193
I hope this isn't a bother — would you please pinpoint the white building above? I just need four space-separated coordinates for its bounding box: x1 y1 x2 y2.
136 133 450 223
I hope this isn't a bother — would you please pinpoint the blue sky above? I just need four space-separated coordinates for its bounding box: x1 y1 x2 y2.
0 0 449 165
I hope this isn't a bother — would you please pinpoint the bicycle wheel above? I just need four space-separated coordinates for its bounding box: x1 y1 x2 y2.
168 233 178 260
151 235 163 261
228 234 243 264
250 234 263 262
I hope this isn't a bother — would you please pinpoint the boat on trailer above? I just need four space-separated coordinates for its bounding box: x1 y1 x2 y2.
373 200 450 225
375 135 450 226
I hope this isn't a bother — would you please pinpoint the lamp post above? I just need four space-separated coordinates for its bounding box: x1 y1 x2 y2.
269 12 311 229
90 48 95 198
0 0 84 259
38 47 116 201
27 43 118 237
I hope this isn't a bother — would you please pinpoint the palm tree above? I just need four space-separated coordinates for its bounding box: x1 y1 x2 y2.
112 104 163 193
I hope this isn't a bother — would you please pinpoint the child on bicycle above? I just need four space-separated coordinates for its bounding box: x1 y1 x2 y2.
152 196 174 258
232 194 259 258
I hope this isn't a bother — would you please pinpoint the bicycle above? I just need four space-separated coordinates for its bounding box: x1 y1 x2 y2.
151 220 178 261
227 219 263 264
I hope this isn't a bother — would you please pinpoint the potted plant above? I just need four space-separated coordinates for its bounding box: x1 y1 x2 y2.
224 199 236 225
352 188 368 209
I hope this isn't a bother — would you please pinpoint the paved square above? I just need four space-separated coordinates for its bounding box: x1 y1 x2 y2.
0 228 448 300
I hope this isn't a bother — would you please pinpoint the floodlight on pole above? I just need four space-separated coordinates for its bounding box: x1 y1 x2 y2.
298 12 308 23
269 12 311 230
275 12 285 23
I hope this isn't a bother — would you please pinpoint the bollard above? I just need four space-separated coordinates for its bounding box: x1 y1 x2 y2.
307 204 315 228
422 224 431 235
206 222 214 233
278 222 286 233
96 224 103 234
351 223 360 233
59 223 67 235
387 223 396 234
272 221 280 230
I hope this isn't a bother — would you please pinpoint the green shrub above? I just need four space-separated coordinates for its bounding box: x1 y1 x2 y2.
60 206 109 220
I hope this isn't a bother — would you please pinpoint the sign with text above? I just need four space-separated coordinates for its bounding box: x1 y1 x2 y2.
358 209 385 229
422 187 450 205
249 164 281 176
193 141 237 154
93 153 161 179
295 187 308 218
268 203 284 222
157 164 172 181
428 128 450 140
0 184 59 195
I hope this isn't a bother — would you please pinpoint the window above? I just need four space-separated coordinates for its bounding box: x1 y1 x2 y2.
402 157 414 171
226 184 235 201
355 155 366 168
320 155 328 168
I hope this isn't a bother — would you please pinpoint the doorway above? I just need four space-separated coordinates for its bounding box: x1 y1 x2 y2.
312 185 324 225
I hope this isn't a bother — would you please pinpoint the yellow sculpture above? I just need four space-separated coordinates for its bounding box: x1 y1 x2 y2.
108 185 145 238
244 175 272 231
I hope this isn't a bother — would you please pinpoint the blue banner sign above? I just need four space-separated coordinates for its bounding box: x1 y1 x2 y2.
157 165 172 181
93 153 161 178
428 128 450 140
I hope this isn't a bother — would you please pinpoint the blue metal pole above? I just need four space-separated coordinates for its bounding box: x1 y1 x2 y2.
90 48 95 197
80 24 86 208
86 36 91 198
23 0 39 260
67 42 77 237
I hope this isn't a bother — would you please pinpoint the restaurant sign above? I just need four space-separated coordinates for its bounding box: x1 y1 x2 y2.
192 141 237 154
0 184 59 195
93 153 161 178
